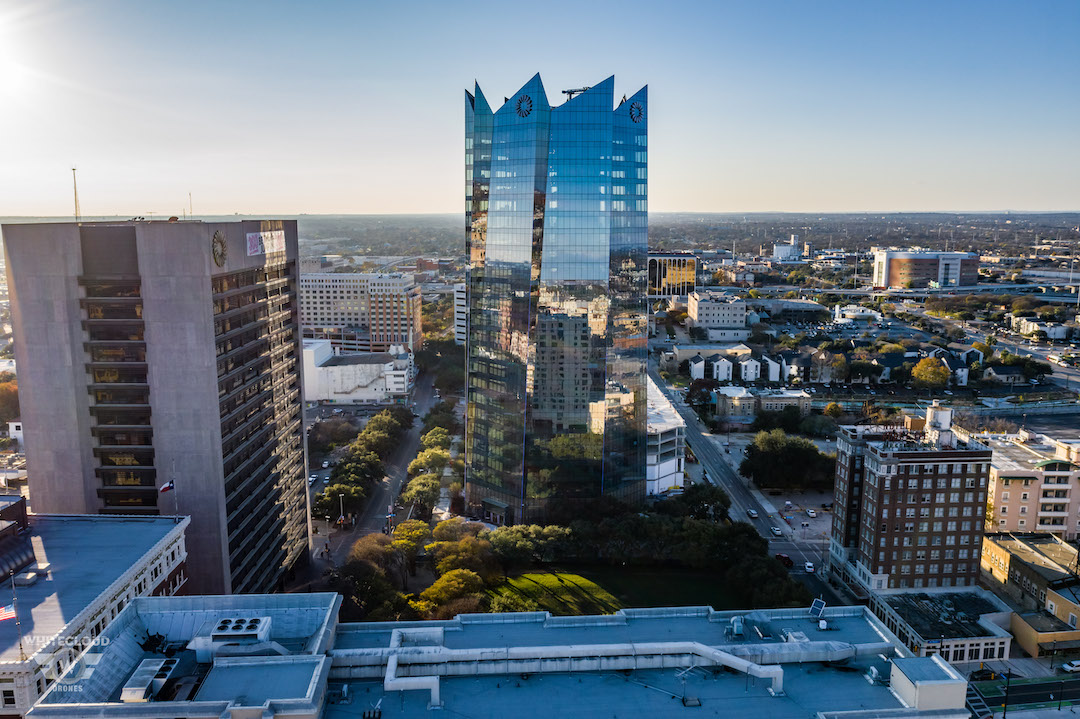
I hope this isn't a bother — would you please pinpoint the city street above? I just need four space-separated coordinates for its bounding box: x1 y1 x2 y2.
648 362 844 604
309 371 441 567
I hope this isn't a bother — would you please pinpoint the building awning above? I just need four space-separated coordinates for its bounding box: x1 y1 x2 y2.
482 498 509 510
1039 639 1080 652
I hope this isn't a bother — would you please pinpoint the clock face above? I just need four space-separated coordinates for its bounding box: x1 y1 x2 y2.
515 94 533 118
629 101 644 123
211 230 227 267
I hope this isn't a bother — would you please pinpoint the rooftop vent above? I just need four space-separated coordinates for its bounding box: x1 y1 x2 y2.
209 617 271 644
120 658 167 703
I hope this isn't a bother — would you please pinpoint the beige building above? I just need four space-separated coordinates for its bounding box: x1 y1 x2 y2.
983 430 1080 538
687 291 748 341
300 272 422 353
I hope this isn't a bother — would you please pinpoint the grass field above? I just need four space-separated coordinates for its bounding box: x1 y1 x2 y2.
489 567 741 616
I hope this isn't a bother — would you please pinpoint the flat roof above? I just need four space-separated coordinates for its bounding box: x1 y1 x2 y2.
322 353 397 367
987 435 1070 473
327 605 917 719
1019 611 1073 633
893 656 958 683
195 657 321 704
881 590 1009 641
0 515 181 664
646 377 684 433
984 533 1076 581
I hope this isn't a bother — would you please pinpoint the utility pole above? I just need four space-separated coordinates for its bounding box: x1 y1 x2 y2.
71 168 81 223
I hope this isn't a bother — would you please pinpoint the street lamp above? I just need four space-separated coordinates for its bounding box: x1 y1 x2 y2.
339 493 345 525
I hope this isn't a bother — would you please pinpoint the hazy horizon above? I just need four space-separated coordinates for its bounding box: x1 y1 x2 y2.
1 1 1077 216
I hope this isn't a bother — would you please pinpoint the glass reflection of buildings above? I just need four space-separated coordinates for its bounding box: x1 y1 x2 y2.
464 74 648 524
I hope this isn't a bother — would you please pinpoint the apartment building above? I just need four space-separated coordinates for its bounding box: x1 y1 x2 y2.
299 272 422 353
687 291 749 340
831 402 991 592
983 430 1080 538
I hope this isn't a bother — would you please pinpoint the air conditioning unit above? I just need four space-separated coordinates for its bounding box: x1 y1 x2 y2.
210 617 271 644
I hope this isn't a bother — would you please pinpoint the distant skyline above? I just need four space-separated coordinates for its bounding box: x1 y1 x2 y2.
0 0 1077 217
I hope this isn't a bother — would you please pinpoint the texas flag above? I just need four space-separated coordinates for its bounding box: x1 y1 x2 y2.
159 481 175 494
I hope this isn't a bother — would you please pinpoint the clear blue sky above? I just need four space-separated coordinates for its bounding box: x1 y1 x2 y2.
0 0 1077 216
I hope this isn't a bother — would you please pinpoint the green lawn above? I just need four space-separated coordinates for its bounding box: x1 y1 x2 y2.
489 572 622 615
490 567 741 616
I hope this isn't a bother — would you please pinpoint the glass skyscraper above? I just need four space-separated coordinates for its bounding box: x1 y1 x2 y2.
464 74 648 524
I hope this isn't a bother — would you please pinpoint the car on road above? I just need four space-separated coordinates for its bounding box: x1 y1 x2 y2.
774 553 794 568
322 460 330 468
746 509 758 519
770 526 783 537
1062 660 1080 673
804 562 815 573
308 474 318 485
806 509 817 518
322 476 330 484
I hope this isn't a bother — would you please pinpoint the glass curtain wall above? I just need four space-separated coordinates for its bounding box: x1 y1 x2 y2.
465 75 646 524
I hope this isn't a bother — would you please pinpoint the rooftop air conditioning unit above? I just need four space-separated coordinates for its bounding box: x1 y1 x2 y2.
120 659 166 703
210 617 271 644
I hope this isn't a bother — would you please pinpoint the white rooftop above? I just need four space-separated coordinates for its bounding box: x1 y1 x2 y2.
646 377 684 433
0 514 183 665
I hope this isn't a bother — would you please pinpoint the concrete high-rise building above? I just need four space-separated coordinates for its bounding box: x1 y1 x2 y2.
464 74 648 524
3 220 308 594
299 272 421 353
831 402 991 593
871 249 979 289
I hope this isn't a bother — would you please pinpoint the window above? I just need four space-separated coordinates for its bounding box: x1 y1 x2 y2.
2 690 12 707
1071 613 1077 629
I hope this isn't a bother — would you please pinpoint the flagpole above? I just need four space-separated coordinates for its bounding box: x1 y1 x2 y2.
170 460 179 524
9 570 25 661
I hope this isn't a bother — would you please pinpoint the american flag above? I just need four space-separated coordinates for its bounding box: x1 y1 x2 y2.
0 604 15 621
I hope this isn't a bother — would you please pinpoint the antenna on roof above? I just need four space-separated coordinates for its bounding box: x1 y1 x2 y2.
562 87 590 99
189 191 193 218
71 167 81 223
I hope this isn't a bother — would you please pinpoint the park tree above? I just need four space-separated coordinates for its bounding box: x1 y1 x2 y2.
330 450 384 488
432 517 485 542
425 535 501 583
419 568 484 605
912 357 950 389
739 429 835 490
824 402 844 418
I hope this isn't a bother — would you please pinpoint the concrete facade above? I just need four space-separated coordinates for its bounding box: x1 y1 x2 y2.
3 220 308 595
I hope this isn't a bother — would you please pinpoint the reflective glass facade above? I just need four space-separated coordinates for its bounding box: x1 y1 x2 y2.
465 75 647 524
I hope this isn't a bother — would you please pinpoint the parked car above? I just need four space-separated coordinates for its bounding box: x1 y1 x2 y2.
806 509 817 518
770 526 783 537
1062 660 1080 673
804 562 815 573
746 509 759 519
774 553 794 568
308 474 317 485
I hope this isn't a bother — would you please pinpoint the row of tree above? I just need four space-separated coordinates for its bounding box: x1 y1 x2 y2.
739 429 836 491
311 406 414 519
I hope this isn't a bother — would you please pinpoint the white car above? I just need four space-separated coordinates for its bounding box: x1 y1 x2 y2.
746 509 759 519
1062 660 1080 673
806 509 817 518
322 460 330 468
308 474 318 485
770 526 783 537
804 562 815 573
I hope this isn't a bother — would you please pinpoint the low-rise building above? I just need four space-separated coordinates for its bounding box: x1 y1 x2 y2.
36 598 970 719
756 388 811 416
983 365 1026 385
646 377 685 495
301 339 413 405
867 587 1012 662
0 501 188 716
712 386 755 421
983 430 1080 538
980 532 1076 610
